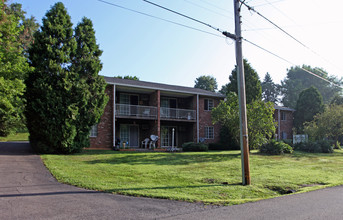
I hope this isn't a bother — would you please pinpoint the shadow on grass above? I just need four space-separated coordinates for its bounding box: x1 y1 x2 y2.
84 152 241 166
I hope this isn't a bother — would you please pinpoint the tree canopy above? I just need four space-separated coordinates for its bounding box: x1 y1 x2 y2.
0 0 32 136
281 65 342 108
261 72 279 103
294 86 324 133
220 59 262 104
115 75 139 80
212 92 275 150
194 75 218 92
304 104 343 147
25 3 108 154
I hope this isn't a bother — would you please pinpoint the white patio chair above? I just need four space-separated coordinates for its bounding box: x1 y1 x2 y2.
141 138 150 149
149 135 159 149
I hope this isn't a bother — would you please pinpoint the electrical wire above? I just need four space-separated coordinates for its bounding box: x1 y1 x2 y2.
240 1 310 50
243 38 342 87
183 0 233 20
253 0 286 7
97 0 340 87
142 0 226 33
241 0 343 75
96 0 224 38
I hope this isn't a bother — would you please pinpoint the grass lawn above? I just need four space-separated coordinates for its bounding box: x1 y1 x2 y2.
0 132 29 142
41 150 343 205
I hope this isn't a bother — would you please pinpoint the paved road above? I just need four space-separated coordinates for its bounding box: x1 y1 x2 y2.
0 142 342 220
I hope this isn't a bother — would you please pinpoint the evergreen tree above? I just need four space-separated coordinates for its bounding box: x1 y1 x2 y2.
194 75 218 92
71 17 108 150
25 3 108 153
294 86 324 133
220 59 262 104
261 72 279 103
0 0 31 136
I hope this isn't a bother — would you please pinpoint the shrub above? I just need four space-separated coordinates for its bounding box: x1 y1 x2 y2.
182 142 208 152
294 140 333 153
259 139 293 155
208 143 229 150
219 126 240 150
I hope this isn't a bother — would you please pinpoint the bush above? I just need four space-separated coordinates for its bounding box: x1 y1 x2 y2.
219 126 240 150
259 139 293 155
208 143 229 150
182 142 208 152
294 140 333 153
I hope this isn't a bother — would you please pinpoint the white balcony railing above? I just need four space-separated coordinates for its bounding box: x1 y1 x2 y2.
116 104 157 119
160 107 196 120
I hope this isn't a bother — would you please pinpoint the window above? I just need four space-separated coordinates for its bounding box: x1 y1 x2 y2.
89 125 98 137
204 99 214 111
281 112 286 121
205 126 214 139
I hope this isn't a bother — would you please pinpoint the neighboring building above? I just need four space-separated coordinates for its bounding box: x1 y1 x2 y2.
90 77 225 149
274 106 295 140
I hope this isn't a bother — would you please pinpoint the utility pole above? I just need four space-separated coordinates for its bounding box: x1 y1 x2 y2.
233 0 251 185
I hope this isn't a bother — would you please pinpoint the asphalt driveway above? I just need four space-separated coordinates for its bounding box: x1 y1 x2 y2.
0 142 342 220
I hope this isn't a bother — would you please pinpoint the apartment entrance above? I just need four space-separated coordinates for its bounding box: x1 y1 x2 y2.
119 124 139 147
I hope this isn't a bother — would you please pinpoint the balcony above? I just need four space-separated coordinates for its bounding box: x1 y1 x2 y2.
160 107 196 121
116 104 157 119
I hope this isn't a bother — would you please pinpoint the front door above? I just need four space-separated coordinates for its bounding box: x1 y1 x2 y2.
120 124 139 147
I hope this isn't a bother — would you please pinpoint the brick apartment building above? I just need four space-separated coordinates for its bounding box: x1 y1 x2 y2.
89 77 225 149
274 106 295 140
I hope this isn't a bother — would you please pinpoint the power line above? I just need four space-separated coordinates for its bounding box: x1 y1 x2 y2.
142 0 225 33
243 38 342 87
96 0 224 38
253 0 286 7
240 1 311 50
183 0 233 20
241 0 343 75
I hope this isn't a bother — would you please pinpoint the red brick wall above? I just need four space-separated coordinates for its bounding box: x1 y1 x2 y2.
198 96 222 144
274 109 294 140
89 85 113 149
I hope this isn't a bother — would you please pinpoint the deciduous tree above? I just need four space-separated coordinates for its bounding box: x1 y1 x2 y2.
294 86 324 133
304 104 343 147
281 65 341 108
194 75 218 92
212 92 275 149
0 0 31 136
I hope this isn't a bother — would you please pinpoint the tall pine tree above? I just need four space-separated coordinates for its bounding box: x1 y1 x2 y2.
261 72 279 103
71 17 108 150
220 59 262 104
25 3 108 153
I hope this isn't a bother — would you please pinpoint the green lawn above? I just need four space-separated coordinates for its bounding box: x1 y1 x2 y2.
0 132 29 142
41 150 343 205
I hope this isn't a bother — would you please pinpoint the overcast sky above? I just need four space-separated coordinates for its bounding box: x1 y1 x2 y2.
15 0 343 89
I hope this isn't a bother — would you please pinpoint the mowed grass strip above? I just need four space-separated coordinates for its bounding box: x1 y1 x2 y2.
0 132 29 142
41 150 343 205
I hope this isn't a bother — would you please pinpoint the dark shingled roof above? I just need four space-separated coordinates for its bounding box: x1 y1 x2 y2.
104 76 225 98
274 105 295 112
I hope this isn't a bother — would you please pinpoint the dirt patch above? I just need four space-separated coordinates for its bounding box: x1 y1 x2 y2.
266 186 296 194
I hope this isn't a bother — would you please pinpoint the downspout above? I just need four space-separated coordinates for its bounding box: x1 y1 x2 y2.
113 84 116 148
278 109 281 140
197 94 199 143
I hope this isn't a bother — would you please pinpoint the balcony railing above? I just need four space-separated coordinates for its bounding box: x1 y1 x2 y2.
160 107 196 120
116 104 157 119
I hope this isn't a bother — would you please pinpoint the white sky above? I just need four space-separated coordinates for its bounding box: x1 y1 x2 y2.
14 0 343 89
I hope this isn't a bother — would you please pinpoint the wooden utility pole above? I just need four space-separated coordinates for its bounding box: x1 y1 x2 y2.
233 0 251 185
